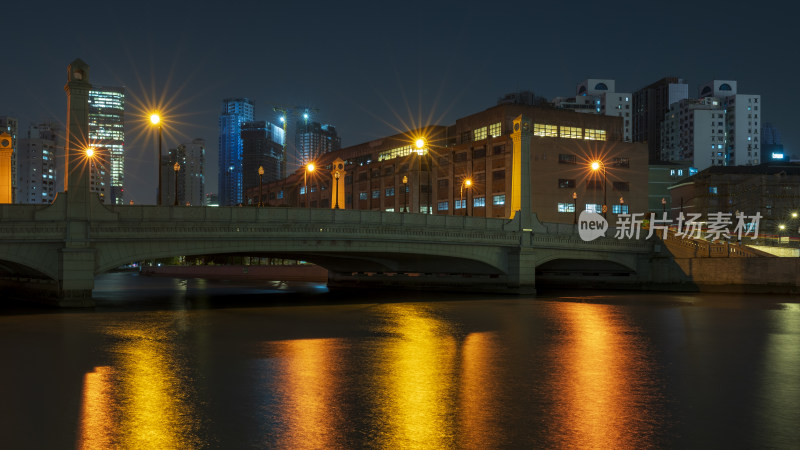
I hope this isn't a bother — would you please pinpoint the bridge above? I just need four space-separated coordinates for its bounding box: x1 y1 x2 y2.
0 59 695 306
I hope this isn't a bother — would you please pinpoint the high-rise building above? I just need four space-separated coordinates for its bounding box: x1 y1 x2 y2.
761 122 785 163
553 79 633 142
179 139 205 206
698 80 761 167
16 122 58 204
88 146 111 203
295 120 340 167
241 121 285 199
632 77 689 162
88 86 125 204
218 98 254 206
0 116 19 202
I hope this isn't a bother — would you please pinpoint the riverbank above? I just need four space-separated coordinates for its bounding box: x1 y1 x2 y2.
140 264 328 282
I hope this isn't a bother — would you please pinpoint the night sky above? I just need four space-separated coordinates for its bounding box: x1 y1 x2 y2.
1 0 795 204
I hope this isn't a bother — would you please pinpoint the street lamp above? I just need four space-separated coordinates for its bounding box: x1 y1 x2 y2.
173 161 180 206
461 178 472 216
258 165 264 207
572 192 577 224
150 113 163 206
334 171 340 209
402 175 408 213
304 163 315 208
414 137 429 213
661 197 667 215
591 160 607 218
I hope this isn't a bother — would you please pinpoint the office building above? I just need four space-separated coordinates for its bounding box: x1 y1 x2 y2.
0 116 19 202
88 146 111 203
632 77 689 163
241 121 284 199
179 139 205 206
88 86 125 204
250 102 648 224
698 80 761 167
218 98 254 206
16 122 58 204
553 79 633 142
761 122 786 162
660 97 726 170
295 119 340 167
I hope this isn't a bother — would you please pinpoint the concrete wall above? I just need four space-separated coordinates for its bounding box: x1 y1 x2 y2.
674 257 800 293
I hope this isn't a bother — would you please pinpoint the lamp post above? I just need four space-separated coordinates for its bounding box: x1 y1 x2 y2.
415 138 425 214
150 113 162 206
572 191 577 224
402 175 408 213
304 163 315 208
172 161 180 206
334 171 340 209
661 197 667 215
258 165 264 207
461 178 472 216
591 160 607 219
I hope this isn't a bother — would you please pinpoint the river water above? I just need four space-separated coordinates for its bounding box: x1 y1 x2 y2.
1 272 798 449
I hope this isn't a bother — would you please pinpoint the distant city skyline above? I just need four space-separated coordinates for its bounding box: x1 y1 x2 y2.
1 1 796 204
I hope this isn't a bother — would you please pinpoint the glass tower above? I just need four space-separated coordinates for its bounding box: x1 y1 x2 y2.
218 98 254 206
88 86 125 204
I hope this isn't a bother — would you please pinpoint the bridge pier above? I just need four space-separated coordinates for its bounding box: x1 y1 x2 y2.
506 248 537 295
56 248 95 307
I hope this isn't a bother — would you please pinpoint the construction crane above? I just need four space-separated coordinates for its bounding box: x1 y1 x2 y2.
273 105 320 179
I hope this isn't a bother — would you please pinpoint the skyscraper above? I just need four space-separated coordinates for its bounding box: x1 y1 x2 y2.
17 122 58 204
88 146 111 203
88 86 125 204
172 138 206 206
218 98 254 205
632 77 689 163
241 120 284 198
295 120 340 167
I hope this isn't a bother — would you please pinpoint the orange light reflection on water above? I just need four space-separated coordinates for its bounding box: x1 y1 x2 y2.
372 305 458 448
77 366 115 450
459 331 504 447
551 302 662 449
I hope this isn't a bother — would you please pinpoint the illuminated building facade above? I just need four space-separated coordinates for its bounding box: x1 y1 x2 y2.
295 120 340 167
698 80 761 167
241 121 284 199
553 79 633 142
161 139 205 206
16 122 58 204
249 103 648 223
88 86 125 205
218 98 254 206
0 116 18 202
88 146 111 203
632 77 689 163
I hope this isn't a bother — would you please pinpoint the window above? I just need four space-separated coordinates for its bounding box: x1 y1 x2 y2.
709 186 718 194
489 122 501 137
385 187 395 197
612 181 630 192
438 201 449 211
455 199 466 209
474 126 488 141
585 203 601 213
300 186 307 195
473 196 485 207
558 154 577 164
612 204 629 214
560 126 582 139
473 148 486 158
453 152 467 162
438 179 449 189
586 179 603 190
372 190 380 199
611 157 629 167
493 194 505 206
584 129 607 141
534 123 558 137
278 190 284 199
558 202 575 213
558 178 576 188
492 145 505 155
359 191 368 200
492 170 505 180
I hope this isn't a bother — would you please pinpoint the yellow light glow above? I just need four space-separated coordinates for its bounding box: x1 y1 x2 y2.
86 147 95 157
591 161 600 171
415 138 426 149
792 212 798 218
150 114 161 125
465 179 472 187
307 163 315 172
779 224 786 230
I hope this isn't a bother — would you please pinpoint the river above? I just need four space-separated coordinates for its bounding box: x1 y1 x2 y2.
1 272 798 448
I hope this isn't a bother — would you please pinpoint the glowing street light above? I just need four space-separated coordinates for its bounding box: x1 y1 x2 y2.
150 112 163 205
461 178 473 216
572 191 578 224
258 166 264 207
591 160 607 218
402 175 408 213
304 163 315 208
86 147 95 158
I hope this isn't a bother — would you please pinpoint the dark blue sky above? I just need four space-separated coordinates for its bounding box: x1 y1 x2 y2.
1 0 795 204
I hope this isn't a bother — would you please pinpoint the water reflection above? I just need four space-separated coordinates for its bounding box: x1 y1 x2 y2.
264 338 344 448
371 305 458 448
76 319 202 449
459 332 504 447
549 302 664 449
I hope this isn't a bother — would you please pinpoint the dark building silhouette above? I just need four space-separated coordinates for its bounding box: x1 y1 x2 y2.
632 77 688 163
241 120 284 196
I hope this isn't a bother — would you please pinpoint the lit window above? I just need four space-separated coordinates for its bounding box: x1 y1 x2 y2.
300 186 307 195
473 126 488 141
558 202 575 213
473 196 485 207
489 122 501 137
455 199 466 209
534 123 558 137
385 187 395 197
585 203 602 213
612 204 629 214
560 126 582 139
359 192 368 200
438 201 449 211
584 129 607 141
372 190 380 199
493 194 505 206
